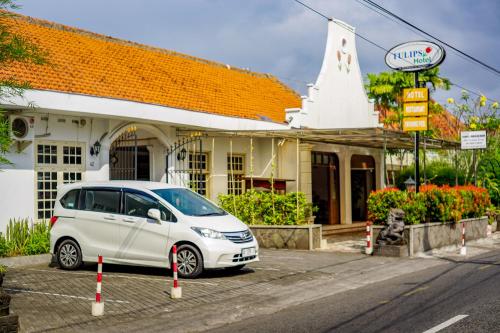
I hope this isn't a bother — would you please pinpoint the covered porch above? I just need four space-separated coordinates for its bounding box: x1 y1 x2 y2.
177 127 459 228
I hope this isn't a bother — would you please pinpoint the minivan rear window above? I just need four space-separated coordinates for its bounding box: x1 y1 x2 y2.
82 189 121 213
60 189 80 209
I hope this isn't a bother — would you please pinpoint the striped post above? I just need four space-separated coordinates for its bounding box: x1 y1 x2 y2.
460 221 467 256
365 222 373 255
171 245 182 299
92 255 104 316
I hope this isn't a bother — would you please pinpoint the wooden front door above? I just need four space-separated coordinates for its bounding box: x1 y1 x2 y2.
351 155 376 222
312 152 340 225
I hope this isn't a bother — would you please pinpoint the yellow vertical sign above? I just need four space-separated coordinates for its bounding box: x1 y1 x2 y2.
403 117 428 132
403 102 428 117
403 88 428 102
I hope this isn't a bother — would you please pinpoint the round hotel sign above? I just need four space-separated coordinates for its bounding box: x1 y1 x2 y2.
385 41 446 72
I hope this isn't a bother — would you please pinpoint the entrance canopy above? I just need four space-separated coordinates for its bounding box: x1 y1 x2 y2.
178 127 459 150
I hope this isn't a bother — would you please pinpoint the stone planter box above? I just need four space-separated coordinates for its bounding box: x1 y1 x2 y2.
249 224 322 250
371 217 489 256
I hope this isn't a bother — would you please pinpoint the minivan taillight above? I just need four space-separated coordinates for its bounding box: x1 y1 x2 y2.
50 216 58 227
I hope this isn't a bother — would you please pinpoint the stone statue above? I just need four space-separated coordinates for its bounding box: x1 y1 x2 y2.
376 208 405 245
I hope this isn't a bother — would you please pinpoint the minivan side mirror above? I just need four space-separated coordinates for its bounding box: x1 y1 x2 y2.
147 208 162 223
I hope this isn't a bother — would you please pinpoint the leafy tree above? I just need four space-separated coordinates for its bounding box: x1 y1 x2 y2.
0 0 45 166
365 66 451 131
365 67 451 177
446 91 500 205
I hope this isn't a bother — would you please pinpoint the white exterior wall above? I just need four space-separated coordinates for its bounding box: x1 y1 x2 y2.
0 113 109 228
0 111 285 230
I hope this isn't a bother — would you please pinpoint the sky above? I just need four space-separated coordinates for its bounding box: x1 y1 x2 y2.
16 0 500 105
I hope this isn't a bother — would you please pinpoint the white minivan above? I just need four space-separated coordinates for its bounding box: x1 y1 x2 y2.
50 181 259 278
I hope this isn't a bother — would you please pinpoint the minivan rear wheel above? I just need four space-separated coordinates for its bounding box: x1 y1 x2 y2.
175 244 203 278
57 239 82 270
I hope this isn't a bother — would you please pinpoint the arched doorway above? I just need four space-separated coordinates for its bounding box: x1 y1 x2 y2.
109 128 150 180
107 124 169 181
351 154 375 222
312 152 340 225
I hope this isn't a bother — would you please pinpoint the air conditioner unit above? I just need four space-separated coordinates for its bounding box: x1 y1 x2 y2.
9 115 34 141
9 115 34 153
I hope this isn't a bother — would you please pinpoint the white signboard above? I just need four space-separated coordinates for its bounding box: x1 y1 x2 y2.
385 41 446 72
461 130 487 149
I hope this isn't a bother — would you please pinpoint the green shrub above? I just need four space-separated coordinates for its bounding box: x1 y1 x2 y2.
402 192 427 224
24 221 50 255
5 218 30 256
0 237 8 257
367 188 407 224
0 218 50 257
218 190 315 225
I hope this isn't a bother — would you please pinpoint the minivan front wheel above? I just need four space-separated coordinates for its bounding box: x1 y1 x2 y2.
57 239 82 270
175 244 203 278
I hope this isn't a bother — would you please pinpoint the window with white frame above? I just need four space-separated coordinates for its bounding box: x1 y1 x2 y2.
188 152 209 196
35 141 85 220
227 154 245 195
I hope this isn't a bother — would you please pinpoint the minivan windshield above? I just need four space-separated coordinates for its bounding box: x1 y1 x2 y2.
152 188 227 217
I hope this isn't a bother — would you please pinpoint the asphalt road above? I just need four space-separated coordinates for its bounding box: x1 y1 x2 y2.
208 249 500 333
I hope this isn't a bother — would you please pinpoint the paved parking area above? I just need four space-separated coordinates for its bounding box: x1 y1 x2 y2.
7 249 376 332
6 236 500 332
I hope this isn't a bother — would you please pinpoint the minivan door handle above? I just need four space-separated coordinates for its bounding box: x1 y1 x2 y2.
103 215 116 221
122 217 137 223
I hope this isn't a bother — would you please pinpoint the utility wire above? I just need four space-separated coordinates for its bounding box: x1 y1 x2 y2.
291 0 498 102
292 0 330 20
353 0 476 71
359 0 500 77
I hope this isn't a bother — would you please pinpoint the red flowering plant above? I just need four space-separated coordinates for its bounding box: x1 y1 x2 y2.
368 185 491 224
454 186 490 218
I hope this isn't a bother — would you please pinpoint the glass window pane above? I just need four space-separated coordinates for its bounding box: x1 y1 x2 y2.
83 190 120 213
124 192 158 218
61 189 80 209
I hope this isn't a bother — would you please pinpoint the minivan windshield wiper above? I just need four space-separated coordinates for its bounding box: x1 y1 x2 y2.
195 212 226 216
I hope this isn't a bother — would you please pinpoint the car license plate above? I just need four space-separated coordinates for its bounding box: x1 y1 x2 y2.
241 247 256 257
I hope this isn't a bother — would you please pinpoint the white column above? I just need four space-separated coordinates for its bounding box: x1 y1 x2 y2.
146 146 155 181
299 143 314 203
339 150 352 225
98 142 110 181
373 151 384 190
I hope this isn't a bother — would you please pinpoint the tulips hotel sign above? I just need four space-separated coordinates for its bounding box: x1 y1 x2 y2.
385 40 445 193
385 41 446 72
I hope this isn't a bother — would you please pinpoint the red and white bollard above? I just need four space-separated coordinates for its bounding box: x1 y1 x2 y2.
92 255 104 316
365 222 373 255
171 245 182 299
460 221 467 256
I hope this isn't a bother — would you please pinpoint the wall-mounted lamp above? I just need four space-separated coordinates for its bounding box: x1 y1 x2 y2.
90 140 101 156
177 148 187 161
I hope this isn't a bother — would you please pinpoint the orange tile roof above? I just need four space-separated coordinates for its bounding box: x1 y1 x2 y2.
0 14 301 123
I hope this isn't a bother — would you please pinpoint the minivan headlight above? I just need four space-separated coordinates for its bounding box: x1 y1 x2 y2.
191 227 227 240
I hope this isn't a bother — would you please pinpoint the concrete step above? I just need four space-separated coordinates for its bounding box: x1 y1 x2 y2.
322 222 366 237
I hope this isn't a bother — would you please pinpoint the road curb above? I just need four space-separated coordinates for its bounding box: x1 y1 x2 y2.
0 254 52 268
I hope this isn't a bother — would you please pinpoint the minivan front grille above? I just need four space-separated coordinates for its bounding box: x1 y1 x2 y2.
223 230 253 244
232 254 257 262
